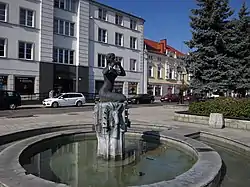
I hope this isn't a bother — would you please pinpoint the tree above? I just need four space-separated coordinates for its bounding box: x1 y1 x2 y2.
231 2 250 96
184 0 234 94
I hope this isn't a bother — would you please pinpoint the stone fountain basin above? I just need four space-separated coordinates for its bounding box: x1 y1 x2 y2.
0 128 222 187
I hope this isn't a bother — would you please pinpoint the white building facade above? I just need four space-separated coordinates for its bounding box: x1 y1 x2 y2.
88 1 146 96
0 0 145 98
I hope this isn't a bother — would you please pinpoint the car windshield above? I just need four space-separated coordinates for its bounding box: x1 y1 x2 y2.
54 94 63 98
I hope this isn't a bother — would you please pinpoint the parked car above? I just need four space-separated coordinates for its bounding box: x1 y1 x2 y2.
160 94 179 102
42 92 86 108
0 90 21 110
127 94 155 104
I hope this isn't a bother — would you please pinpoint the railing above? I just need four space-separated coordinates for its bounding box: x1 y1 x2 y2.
20 92 99 105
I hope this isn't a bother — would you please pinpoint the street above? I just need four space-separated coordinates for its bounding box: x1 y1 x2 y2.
0 102 169 118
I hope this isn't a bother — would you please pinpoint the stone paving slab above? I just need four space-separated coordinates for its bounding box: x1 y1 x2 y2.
0 106 249 147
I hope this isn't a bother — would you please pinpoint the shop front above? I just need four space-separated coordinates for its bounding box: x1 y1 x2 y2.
128 82 138 95
113 81 123 93
95 80 104 93
0 75 7 90
15 77 35 94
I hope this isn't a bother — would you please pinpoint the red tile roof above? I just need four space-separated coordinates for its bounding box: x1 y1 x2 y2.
144 38 185 57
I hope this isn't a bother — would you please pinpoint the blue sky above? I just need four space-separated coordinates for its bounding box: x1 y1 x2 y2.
97 0 247 53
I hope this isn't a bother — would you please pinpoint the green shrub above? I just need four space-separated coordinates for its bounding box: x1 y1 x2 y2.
189 97 250 118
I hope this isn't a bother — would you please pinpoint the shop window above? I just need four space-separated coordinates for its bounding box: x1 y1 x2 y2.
0 76 7 90
113 81 123 93
15 77 35 94
128 82 138 95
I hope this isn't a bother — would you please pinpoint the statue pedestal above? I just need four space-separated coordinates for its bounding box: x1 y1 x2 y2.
94 102 130 160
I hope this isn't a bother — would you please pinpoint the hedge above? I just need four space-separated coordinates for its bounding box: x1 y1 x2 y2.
188 97 250 118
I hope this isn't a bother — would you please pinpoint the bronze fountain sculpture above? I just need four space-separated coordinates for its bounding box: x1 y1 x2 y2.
94 53 131 160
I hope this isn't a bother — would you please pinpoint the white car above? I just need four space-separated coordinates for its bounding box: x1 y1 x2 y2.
42 93 86 108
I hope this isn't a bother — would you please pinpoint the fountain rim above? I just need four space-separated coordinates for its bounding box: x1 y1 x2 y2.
0 128 222 187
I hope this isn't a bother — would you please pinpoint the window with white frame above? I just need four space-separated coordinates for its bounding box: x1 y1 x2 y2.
54 0 77 12
130 59 137 71
130 19 137 30
157 66 162 79
130 37 137 49
53 47 74 64
98 28 107 43
54 19 75 36
168 68 173 79
115 56 123 66
0 2 7 22
98 54 106 68
115 14 123 25
0 38 6 57
115 33 123 46
20 8 34 27
98 8 107 21
148 55 153 60
18 42 33 60
148 66 153 77
157 57 161 61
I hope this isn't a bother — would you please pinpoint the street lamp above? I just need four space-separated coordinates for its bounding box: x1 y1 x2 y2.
177 66 185 104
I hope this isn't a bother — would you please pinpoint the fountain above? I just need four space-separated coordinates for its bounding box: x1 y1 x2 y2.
0 53 229 187
94 53 131 160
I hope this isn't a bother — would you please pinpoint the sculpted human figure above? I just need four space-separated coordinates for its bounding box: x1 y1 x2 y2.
99 53 127 102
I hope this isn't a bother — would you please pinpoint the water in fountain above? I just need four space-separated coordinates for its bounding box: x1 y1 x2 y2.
20 134 196 187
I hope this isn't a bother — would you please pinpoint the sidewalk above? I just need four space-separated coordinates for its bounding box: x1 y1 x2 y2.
0 106 249 147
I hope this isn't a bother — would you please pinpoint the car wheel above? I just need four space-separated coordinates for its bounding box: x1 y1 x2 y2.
9 104 17 110
76 101 82 107
52 102 59 108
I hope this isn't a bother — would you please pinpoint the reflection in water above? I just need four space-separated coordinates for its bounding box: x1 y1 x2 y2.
21 136 195 187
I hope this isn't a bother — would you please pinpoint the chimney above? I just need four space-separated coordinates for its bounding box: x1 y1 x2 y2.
160 39 167 53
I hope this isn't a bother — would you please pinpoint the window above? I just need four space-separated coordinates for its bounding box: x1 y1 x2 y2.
15 77 35 94
98 28 107 43
155 85 162 96
149 66 153 77
148 55 153 60
128 82 138 95
157 57 161 61
130 37 137 49
115 56 123 66
130 19 137 30
168 68 173 79
0 38 6 57
54 0 77 12
54 19 75 36
130 59 137 71
20 8 34 27
115 14 123 25
53 47 74 64
69 50 74 64
115 33 123 46
98 54 106 68
0 2 7 22
157 66 162 79
98 8 107 21
70 23 74 36
18 42 33 60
